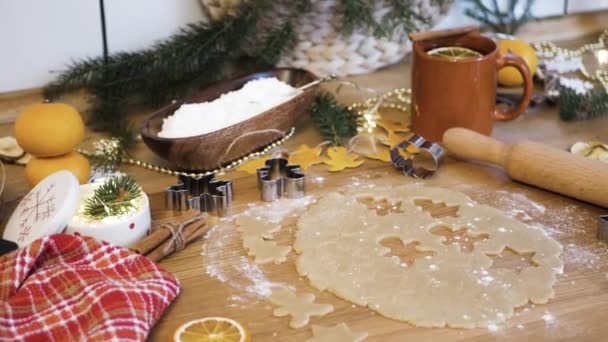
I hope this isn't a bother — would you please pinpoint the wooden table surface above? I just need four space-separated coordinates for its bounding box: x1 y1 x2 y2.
1 57 608 341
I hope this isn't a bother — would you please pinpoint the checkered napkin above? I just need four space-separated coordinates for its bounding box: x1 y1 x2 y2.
0 234 180 341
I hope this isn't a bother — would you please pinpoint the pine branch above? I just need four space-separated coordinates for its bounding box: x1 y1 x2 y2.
243 21 298 69
464 0 535 34
45 0 429 137
84 175 142 219
339 0 385 36
559 86 608 121
311 93 361 146
383 0 430 36
45 2 268 130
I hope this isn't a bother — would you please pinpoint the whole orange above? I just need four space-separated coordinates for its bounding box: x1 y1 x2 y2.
25 151 90 186
497 39 537 87
15 103 85 157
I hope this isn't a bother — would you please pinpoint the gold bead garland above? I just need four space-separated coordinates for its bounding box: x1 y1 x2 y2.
80 87 414 177
348 88 412 132
79 127 296 178
534 29 608 93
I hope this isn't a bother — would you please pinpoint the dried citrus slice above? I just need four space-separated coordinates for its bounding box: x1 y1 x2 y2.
426 46 483 60
173 317 250 342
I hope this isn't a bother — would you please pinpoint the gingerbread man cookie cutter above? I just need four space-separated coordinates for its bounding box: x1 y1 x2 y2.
390 135 446 179
257 158 305 202
165 174 232 217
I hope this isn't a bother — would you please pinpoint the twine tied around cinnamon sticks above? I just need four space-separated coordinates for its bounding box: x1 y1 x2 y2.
129 211 209 262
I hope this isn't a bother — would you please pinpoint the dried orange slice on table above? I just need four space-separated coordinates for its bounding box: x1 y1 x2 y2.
173 317 250 342
426 46 483 60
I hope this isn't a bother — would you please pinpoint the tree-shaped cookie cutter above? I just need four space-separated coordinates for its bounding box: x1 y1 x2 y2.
165 174 233 217
390 134 446 179
257 158 305 202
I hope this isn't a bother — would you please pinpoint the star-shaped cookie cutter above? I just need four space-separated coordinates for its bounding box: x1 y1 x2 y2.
164 174 233 217
257 158 305 202
390 134 446 179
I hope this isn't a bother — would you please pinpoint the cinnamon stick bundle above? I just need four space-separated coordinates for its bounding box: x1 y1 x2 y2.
129 210 209 262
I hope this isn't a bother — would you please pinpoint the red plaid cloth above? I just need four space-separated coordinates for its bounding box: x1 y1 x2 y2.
0 234 180 341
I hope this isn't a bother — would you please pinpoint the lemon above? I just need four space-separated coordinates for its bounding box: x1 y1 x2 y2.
173 317 250 342
15 103 85 157
497 39 537 87
25 151 90 186
427 46 483 60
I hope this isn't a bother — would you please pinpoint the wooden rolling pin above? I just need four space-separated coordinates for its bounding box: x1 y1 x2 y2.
442 127 608 208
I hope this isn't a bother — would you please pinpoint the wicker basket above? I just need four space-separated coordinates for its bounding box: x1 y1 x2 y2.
201 0 453 76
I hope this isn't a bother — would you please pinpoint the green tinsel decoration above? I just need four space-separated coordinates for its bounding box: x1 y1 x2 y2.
559 86 608 121
45 0 428 137
311 93 362 146
464 0 535 34
84 175 142 220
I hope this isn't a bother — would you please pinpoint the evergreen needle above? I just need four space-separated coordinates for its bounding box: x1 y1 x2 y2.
44 1 428 136
84 175 142 220
311 93 361 146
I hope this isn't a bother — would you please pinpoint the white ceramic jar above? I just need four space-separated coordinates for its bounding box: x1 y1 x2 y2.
66 180 151 247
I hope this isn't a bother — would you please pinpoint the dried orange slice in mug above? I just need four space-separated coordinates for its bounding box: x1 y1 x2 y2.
426 46 483 60
173 317 250 342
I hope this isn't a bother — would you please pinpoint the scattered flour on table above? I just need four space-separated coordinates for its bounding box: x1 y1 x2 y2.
455 185 606 274
158 77 300 138
202 225 290 303
201 196 315 305
448 184 607 335
243 196 314 223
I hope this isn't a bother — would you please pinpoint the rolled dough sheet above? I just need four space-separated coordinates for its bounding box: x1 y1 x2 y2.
294 185 563 328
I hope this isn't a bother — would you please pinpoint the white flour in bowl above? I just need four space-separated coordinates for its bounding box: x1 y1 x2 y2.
158 77 300 138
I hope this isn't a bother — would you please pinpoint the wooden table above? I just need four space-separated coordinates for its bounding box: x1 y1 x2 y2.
1 59 608 341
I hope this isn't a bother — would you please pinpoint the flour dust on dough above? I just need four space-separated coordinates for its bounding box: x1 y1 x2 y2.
235 213 291 264
294 185 563 328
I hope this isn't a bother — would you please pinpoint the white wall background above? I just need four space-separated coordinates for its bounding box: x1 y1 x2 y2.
1 0 607 93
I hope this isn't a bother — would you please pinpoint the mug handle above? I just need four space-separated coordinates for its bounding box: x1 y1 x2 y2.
493 54 533 121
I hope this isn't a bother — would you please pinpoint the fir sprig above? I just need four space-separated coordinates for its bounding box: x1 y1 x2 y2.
559 86 608 121
45 1 270 134
340 0 385 36
45 0 429 136
84 175 142 220
311 93 361 145
464 0 535 35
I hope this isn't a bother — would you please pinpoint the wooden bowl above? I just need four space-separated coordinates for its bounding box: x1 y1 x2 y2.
141 68 318 171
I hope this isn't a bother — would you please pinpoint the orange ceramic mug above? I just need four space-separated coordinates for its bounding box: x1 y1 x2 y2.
411 32 533 142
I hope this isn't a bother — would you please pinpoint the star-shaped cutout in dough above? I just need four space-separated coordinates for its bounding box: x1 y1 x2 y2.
488 246 537 272
268 289 334 329
306 323 368 342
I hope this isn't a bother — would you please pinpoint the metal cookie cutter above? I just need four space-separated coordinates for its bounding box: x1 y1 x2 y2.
165 174 233 217
390 135 446 179
598 215 608 242
257 158 305 202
